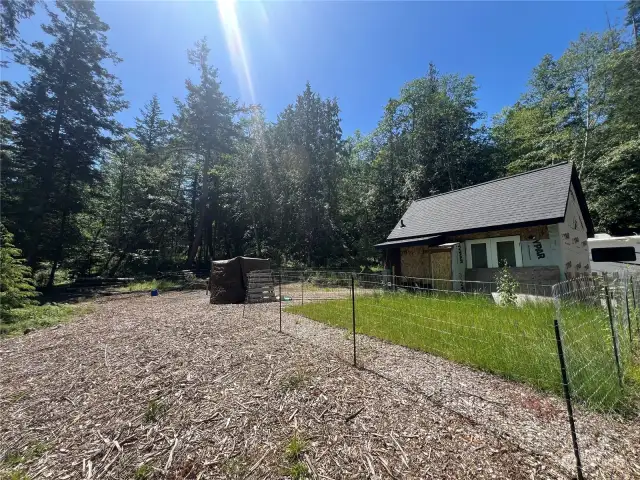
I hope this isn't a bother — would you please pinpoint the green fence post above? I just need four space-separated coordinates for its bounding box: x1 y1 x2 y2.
554 319 584 480
351 273 356 367
625 281 633 352
279 271 282 333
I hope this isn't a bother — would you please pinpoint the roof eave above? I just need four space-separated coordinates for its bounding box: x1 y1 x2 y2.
380 217 565 248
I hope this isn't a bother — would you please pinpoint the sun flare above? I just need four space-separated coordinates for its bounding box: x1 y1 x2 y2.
216 0 255 102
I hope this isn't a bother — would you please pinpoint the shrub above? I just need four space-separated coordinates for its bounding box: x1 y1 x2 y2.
495 262 519 307
1 224 38 318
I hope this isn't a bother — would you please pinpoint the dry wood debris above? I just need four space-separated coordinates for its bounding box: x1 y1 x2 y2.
1 292 638 479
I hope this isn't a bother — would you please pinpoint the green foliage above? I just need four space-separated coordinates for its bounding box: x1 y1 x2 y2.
33 264 72 287
284 433 309 479
0 224 38 316
134 94 170 154
287 462 310 480
365 63 496 245
285 434 306 462
176 37 241 267
495 263 519 307
116 279 181 293
4 0 126 285
133 463 153 480
494 23 639 235
1 441 49 467
280 370 307 392
0 303 91 337
2 470 31 480
0 0 37 54
144 399 167 423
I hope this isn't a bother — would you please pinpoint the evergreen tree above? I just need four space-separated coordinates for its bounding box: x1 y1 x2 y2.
134 94 170 155
366 63 491 243
7 0 127 285
0 223 37 318
624 0 640 41
176 38 240 266
270 83 346 265
0 0 38 63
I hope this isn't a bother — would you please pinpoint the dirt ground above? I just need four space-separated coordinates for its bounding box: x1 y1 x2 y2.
1 292 639 479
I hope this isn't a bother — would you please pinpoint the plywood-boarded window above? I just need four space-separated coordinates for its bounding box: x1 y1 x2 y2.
400 246 431 278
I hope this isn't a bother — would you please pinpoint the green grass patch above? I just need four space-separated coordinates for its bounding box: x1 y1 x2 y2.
144 398 167 423
0 304 92 338
1 470 30 480
1 441 50 469
283 433 309 479
280 370 307 392
286 292 638 411
301 283 336 292
116 279 181 293
133 463 154 480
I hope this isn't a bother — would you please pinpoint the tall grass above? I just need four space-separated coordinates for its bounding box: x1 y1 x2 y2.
286 291 634 411
0 303 93 338
116 279 181 293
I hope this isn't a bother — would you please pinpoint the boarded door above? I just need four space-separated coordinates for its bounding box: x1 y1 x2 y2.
431 250 452 291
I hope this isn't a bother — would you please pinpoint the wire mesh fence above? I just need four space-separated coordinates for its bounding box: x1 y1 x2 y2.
553 272 639 412
242 268 640 479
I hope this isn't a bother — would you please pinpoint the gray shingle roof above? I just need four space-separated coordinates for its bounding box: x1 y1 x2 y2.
387 162 574 241
375 235 442 248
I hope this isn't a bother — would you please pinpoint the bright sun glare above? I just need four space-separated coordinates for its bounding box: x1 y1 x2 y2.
216 0 255 102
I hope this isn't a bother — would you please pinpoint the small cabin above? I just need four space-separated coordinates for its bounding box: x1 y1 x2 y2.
375 163 594 290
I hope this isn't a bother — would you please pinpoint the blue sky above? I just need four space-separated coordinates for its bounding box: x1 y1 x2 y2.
6 1 626 136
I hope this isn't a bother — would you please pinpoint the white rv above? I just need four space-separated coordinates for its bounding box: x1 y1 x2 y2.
588 234 640 276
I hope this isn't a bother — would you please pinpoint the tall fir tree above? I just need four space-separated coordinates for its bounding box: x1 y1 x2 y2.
133 94 170 155
6 0 127 286
176 37 239 266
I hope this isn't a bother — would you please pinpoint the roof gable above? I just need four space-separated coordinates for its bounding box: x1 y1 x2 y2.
387 162 591 241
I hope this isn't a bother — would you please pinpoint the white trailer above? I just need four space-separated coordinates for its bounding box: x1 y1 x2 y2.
588 233 640 276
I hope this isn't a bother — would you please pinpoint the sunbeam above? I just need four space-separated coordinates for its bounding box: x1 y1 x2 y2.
216 0 255 102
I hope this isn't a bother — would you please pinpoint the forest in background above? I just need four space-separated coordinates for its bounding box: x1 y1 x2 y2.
1 0 639 287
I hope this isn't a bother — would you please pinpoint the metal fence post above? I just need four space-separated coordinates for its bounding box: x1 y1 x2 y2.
631 277 639 337
351 273 356 367
625 281 633 352
604 284 623 387
301 271 304 306
554 319 584 480
279 271 282 333
392 266 396 292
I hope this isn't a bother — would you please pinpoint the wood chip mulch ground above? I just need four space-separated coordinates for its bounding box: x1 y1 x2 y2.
1 291 639 479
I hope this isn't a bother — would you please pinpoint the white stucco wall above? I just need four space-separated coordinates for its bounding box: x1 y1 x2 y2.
557 184 590 279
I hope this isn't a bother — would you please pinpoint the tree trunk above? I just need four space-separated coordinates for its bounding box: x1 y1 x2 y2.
47 169 75 288
185 152 212 266
187 169 199 255
100 251 117 276
212 219 217 261
206 218 214 262
81 224 104 276
108 251 127 277
47 208 69 289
